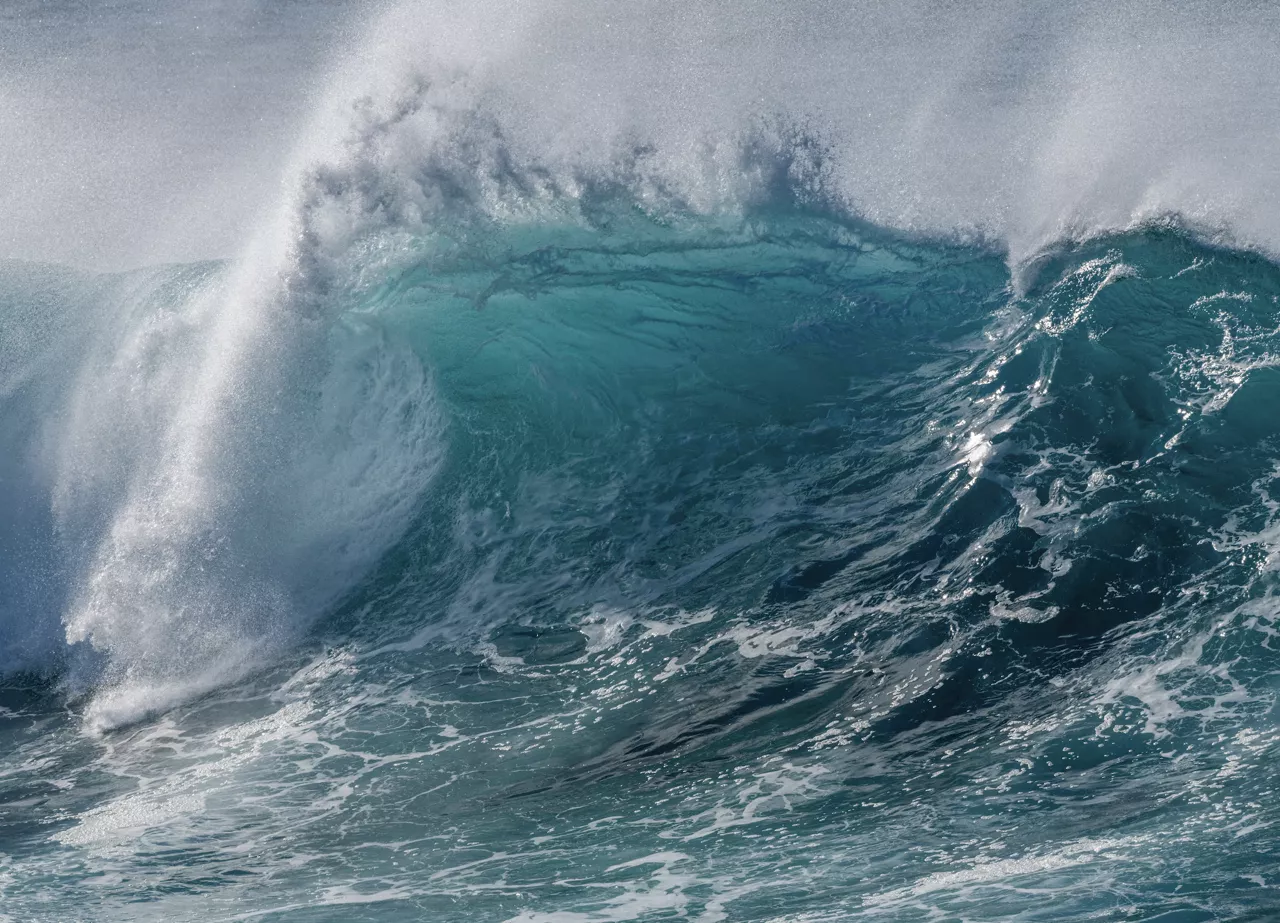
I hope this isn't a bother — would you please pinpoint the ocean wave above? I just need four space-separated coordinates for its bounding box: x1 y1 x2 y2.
7 3 1280 918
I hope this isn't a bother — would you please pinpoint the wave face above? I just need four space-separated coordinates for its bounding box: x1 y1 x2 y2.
7 2 1280 921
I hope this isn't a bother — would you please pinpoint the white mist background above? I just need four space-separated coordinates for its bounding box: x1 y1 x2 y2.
3 0 1280 270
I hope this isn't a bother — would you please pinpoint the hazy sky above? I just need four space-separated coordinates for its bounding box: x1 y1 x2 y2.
0 0 367 269
8 0 1280 272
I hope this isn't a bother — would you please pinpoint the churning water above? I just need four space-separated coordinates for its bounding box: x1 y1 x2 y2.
5 2 1280 920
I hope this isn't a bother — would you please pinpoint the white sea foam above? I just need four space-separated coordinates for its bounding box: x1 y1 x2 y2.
44 54 457 728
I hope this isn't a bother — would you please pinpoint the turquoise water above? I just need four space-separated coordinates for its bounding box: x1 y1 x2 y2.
5 209 1280 920
9 2 1280 919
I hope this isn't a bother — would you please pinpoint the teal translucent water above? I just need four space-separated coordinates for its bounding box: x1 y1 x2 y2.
4 214 1280 921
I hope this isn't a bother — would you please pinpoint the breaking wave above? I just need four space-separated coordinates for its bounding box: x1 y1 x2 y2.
6 2 1280 920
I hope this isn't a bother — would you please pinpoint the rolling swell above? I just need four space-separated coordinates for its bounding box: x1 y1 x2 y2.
360 214 1280 732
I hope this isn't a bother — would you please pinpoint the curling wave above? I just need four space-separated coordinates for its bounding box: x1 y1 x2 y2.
6 2 1280 920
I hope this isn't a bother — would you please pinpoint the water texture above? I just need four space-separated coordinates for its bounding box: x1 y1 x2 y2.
4 2 1280 920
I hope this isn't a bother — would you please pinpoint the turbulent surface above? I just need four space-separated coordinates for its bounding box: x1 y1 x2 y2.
8 1 1280 921
5 214 1280 921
